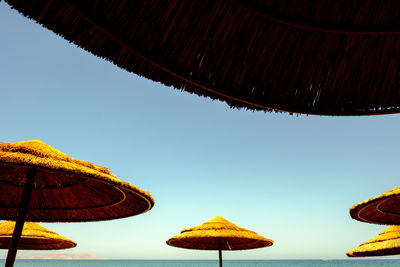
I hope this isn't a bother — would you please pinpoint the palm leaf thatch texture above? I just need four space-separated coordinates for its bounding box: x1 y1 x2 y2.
347 226 400 257
5 1 400 115
0 139 154 222
350 187 400 225
0 221 76 250
167 216 273 250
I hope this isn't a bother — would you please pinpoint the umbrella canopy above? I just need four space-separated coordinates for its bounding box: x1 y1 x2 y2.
167 216 273 267
167 216 273 250
0 221 76 250
0 139 154 267
347 226 400 257
350 187 400 225
0 139 154 222
4 0 400 116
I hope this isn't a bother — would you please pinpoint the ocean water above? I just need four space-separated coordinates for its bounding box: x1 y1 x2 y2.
3 260 400 267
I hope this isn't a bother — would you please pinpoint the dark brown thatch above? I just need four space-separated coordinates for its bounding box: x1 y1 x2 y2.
0 139 154 222
5 0 400 115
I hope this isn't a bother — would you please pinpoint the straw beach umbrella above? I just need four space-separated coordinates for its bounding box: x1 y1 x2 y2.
4 1 400 115
350 187 400 225
347 226 400 257
0 139 154 267
167 216 273 267
0 221 76 250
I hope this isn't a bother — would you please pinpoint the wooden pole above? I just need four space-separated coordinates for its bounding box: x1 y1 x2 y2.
218 237 222 267
5 168 35 267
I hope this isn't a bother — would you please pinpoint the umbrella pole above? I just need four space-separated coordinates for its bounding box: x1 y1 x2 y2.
5 168 35 267
218 237 222 267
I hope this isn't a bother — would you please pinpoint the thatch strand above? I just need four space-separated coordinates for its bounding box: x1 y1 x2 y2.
5 0 400 115
0 139 155 222
347 226 400 257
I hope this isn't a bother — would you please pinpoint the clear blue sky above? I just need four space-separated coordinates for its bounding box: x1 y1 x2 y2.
1 2 400 260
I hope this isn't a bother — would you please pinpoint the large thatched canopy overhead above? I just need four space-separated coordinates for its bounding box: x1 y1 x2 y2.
5 0 400 115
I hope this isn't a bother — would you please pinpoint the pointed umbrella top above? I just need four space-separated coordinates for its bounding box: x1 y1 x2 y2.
0 221 76 250
347 225 400 257
0 139 155 222
167 216 273 250
182 216 253 233
350 187 400 225
0 139 118 177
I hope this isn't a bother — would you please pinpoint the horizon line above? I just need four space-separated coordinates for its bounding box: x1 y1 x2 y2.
6 259 400 261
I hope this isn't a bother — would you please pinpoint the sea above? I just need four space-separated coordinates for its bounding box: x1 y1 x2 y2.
2 260 400 267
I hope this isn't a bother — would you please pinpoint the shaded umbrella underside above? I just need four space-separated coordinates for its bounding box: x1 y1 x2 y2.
348 246 400 257
0 163 152 222
5 0 400 115
350 187 400 225
167 235 273 250
350 247 400 257
0 236 75 250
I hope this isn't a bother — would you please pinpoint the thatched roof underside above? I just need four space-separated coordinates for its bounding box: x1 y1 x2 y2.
167 216 273 250
0 140 154 222
0 221 76 250
347 226 400 257
350 187 400 225
5 0 400 116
